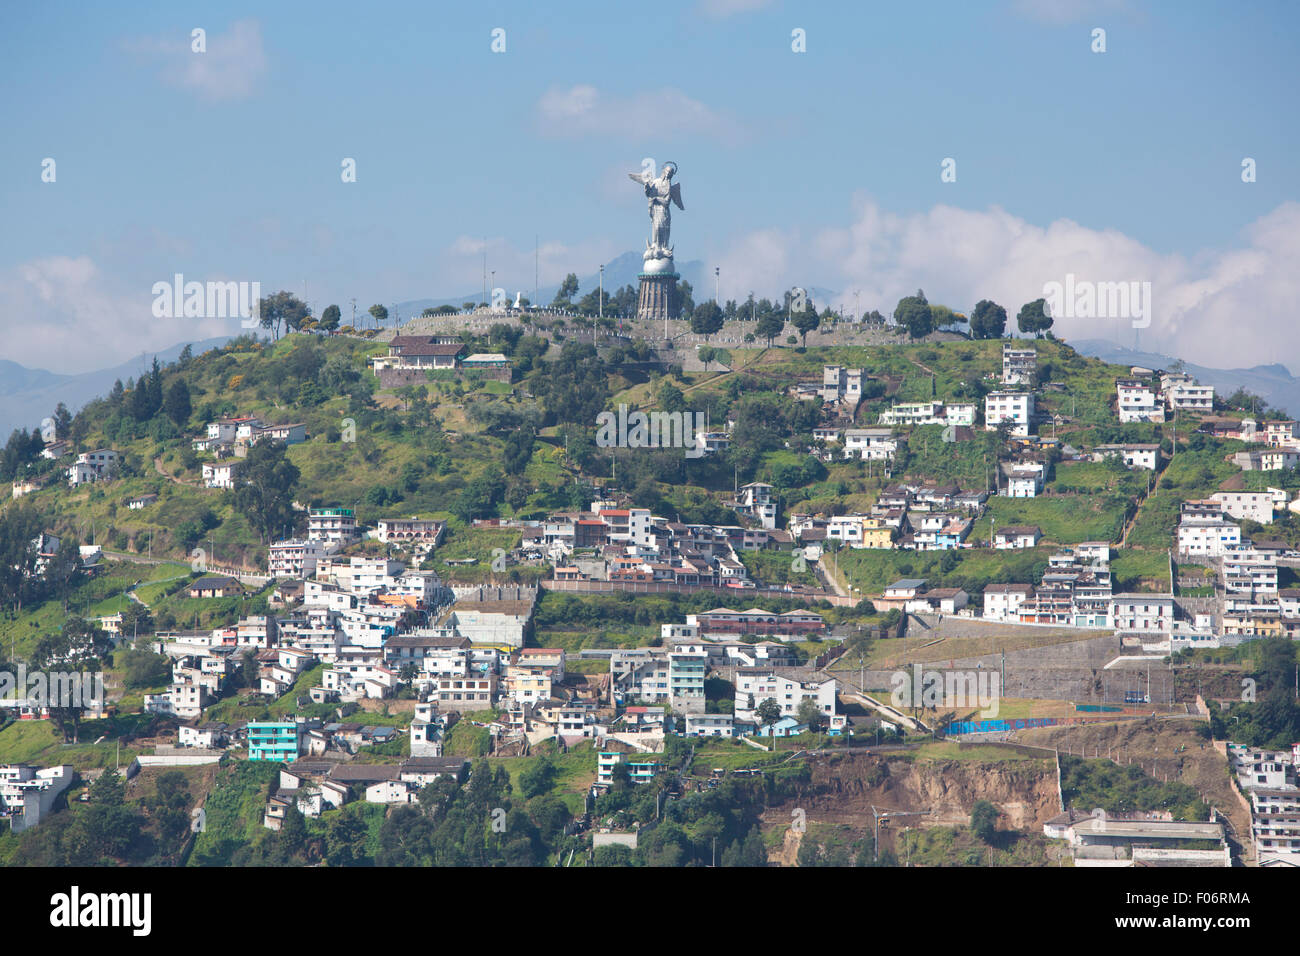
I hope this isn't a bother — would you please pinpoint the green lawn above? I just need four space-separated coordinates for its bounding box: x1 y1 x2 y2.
970 494 1130 545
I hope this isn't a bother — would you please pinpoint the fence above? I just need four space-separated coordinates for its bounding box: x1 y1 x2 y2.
945 713 1152 736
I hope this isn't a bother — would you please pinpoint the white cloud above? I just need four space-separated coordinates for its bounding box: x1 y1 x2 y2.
125 19 267 102
443 235 620 299
715 197 1300 372
536 85 747 143
0 256 236 373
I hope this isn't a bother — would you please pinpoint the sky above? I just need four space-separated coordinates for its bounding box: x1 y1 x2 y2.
1 0 1297 375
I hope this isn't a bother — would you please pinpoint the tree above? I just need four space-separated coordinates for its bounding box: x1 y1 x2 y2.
551 273 580 309
969 299 1007 339
755 314 784 347
791 305 821 347
231 440 300 543
1016 298 1053 337
518 756 556 799
930 304 965 328
53 402 72 440
795 697 825 733
257 290 310 339
677 280 695 318
690 301 724 340
319 304 341 332
163 379 192 427
697 345 717 372
368 303 389 329
659 381 687 413
894 290 933 339
756 698 783 738
970 800 1000 844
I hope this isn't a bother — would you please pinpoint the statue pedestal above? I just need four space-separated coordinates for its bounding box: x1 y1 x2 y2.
637 270 679 322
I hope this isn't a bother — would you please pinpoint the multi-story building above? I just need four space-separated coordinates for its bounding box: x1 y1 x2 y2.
248 721 303 762
1263 420 1300 448
1164 380 1214 413
597 751 661 787
688 608 825 639
1110 594 1176 634
733 670 837 722
983 583 1034 621
375 518 446 546
1005 461 1045 497
1176 517 1242 556
1222 545 1279 596
668 651 707 713
821 365 864 404
843 428 899 461
1093 443 1159 470
1211 491 1276 525
984 392 1035 436
1115 379 1166 423
308 507 357 544
67 449 120 487
268 538 332 579
201 461 240 489
1002 344 1037 386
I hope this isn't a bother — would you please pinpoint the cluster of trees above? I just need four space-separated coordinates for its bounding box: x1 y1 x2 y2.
0 504 81 616
1059 755 1209 821
1209 639 1300 748
6 768 194 866
891 292 1053 340
230 441 301 543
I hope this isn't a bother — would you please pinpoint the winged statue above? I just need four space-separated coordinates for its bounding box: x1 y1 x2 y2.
628 162 684 261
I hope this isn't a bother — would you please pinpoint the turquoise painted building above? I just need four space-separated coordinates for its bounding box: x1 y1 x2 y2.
247 721 302 762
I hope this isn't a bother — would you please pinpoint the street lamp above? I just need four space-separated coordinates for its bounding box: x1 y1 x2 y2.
599 264 604 321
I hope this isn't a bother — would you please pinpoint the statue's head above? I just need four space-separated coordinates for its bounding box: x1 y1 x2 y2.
661 161 677 180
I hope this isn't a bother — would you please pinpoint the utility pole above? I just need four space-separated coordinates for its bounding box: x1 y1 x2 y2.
599 265 604 321
714 266 720 304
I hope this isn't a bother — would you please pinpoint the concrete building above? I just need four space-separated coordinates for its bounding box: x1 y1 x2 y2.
984 392 1035 437
1115 379 1165 423
1002 344 1037 386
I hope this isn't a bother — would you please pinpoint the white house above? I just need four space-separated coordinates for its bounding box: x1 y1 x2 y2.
202 461 240 489
983 583 1034 621
67 449 120 487
984 392 1035 437
993 525 1041 549
1211 492 1275 525
1094 443 1159 470
1110 594 1176 634
1116 379 1165 423
843 428 899 461
734 670 837 723
1005 461 1045 497
1177 518 1242 557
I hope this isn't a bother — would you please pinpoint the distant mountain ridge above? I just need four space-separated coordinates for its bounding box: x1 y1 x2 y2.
394 250 838 318
0 336 236 437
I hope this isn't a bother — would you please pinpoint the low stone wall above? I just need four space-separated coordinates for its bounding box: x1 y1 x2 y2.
375 368 511 389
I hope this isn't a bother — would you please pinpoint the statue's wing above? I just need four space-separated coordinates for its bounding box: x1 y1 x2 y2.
628 171 650 184
670 182 684 210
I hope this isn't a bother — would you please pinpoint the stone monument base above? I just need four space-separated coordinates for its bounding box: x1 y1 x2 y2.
636 271 679 322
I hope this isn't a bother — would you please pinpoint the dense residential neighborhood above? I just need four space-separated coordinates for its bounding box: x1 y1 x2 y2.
2 14 1296 933
5 311 1300 879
